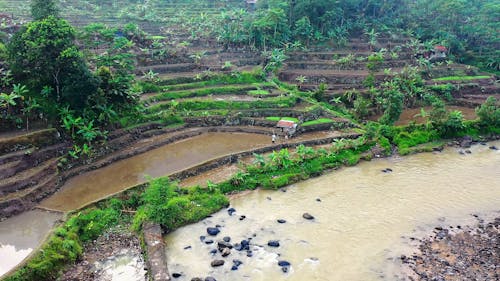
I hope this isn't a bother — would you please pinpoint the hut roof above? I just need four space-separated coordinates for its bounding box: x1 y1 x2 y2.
435 45 447 51
276 120 296 128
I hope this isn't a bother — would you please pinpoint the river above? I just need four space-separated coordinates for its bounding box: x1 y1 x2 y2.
164 141 500 281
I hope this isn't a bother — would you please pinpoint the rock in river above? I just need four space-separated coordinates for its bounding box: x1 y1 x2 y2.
278 260 291 267
268 240 280 247
221 248 231 257
217 240 233 250
303 213 315 220
207 227 220 236
277 219 286 224
211 260 225 267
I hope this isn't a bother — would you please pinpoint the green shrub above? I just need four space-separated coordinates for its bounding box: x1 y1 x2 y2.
476 96 500 127
139 81 161 93
134 178 229 231
393 129 438 154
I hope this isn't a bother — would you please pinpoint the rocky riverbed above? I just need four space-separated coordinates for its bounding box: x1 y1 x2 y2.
402 216 499 281
59 224 146 281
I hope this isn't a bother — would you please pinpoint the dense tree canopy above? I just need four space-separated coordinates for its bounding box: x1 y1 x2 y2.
31 0 59 20
8 16 98 115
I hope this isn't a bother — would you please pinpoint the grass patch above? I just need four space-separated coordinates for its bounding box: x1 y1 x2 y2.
248 89 270 96
265 116 299 122
302 118 334 126
432 75 491 82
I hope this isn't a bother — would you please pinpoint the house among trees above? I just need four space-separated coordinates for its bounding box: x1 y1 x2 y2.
276 120 297 137
429 45 447 62
246 0 257 10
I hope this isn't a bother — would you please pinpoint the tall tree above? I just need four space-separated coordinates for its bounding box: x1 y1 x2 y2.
8 16 98 116
31 0 59 20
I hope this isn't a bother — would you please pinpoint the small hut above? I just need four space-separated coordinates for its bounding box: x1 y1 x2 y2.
276 120 297 137
246 0 257 11
429 45 447 62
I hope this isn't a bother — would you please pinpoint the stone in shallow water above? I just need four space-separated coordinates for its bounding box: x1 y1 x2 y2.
227 207 236 216
205 277 217 281
211 260 224 267
221 248 231 257
172 272 182 278
268 240 280 247
278 260 290 267
223 236 231 242
207 227 220 236
303 213 315 220
277 219 286 224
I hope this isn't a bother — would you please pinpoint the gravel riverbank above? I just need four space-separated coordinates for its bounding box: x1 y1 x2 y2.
403 216 499 281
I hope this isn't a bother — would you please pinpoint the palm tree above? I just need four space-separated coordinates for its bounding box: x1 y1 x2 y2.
295 75 308 90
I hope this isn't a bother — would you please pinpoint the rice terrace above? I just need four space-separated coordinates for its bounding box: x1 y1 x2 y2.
0 1 498 281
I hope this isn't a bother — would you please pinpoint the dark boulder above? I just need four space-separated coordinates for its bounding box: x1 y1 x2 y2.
217 240 233 250
221 248 231 257
278 260 291 267
172 272 182 278
223 236 231 242
303 213 315 220
211 260 225 267
205 277 217 281
460 136 473 148
277 219 287 224
207 227 220 236
227 207 236 216
268 240 280 247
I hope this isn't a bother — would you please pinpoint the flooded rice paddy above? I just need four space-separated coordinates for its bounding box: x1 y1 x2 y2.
165 141 499 281
39 132 270 212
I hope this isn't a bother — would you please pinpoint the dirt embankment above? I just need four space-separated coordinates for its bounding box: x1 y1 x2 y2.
402 216 500 281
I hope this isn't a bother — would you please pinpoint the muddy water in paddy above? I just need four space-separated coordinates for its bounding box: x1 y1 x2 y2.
39 132 270 212
165 141 500 281
0 210 61 277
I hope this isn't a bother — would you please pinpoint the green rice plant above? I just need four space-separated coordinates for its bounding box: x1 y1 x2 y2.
432 75 490 82
302 118 334 126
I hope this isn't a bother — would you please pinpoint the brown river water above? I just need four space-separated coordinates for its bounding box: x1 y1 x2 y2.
164 141 500 281
39 132 270 212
